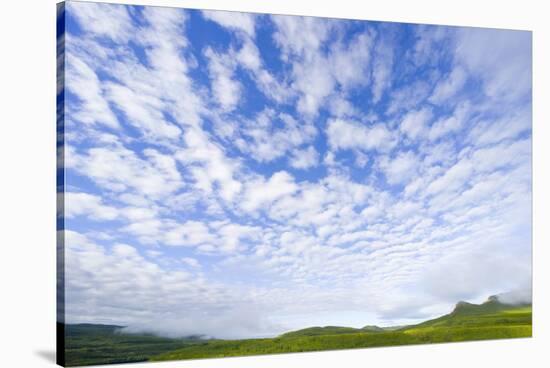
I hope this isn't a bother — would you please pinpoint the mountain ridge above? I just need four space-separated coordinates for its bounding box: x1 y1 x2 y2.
279 294 532 337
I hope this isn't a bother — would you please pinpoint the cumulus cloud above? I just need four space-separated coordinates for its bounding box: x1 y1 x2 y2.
289 146 319 170
327 118 396 153
236 110 317 163
241 171 298 213
64 192 118 221
400 107 433 140
202 9 256 38
65 54 119 129
67 1 133 43
177 126 243 202
105 82 181 139
429 66 467 104
379 151 419 185
271 15 374 117
428 101 470 141
467 107 531 146
68 144 184 199
205 47 242 112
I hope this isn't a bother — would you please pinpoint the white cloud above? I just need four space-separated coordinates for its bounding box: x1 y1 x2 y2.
237 110 317 163
371 33 394 103
177 126 242 202
64 192 118 221
421 242 531 304
468 107 531 146
469 138 531 173
68 144 184 199
105 82 181 139
67 2 133 43
455 28 531 102
426 158 473 197
164 221 217 247
379 151 419 185
214 222 263 253
241 171 298 212
202 10 256 38
400 107 432 140
390 200 423 219
65 54 119 129
429 66 467 104
236 39 290 102
64 230 279 339
422 141 456 166
354 151 369 168
272 15 373 117
498 289 532 305
328 31 374 90
410 25 450 67
386 80 431 116
271 15 332 58
205 47 242 112
237 39 261 70
292 54 335 117
181 257 201 268
326 118 396 153
428 101 469 141
289 146 319 170
328 96 360 118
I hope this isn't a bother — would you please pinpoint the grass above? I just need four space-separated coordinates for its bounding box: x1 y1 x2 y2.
280 326 367 338
63 300 532 366
151 325 530 362
151 303 531 363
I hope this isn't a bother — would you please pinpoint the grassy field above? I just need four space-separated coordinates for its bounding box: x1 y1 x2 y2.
63 298 532 366
151 301 531 362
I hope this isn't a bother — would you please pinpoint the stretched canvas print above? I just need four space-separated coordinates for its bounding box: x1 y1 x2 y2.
57 1 533 366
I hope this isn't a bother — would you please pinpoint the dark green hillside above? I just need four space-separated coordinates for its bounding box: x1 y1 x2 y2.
361 325 385 332
280 326 366 338
66 323 124 337
280 324 386 338
64 324 202 367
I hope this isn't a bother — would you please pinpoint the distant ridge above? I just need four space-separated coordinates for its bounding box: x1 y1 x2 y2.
280 326 364 338
279 293 532 338
361 325 384 332
451 295 531 316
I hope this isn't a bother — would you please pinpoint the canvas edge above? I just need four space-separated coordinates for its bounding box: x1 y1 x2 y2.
56 1 67 367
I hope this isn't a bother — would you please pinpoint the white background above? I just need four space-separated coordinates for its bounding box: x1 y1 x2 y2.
0 0 548 367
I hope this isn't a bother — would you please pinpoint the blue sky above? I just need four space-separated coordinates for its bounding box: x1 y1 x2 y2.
59 1 532 338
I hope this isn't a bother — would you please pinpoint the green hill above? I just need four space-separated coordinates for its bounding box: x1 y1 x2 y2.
151 297 531 363
280 326 372 338
361 325 385 332
280 324 386 338
65 323 124 337
64 295 532 366
63 323 202 367
402 296 532 332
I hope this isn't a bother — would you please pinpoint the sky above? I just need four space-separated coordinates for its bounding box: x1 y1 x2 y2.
58 1 532 339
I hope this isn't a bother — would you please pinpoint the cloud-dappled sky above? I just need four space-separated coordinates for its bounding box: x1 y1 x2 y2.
59 1 532 339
